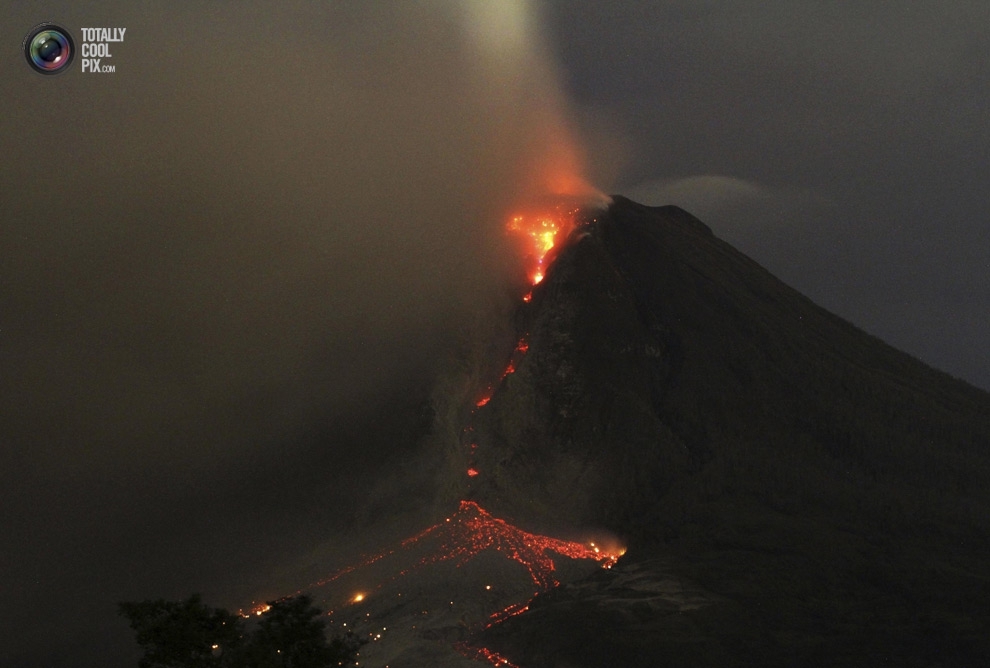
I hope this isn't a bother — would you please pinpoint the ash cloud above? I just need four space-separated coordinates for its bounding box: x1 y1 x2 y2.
0 2 599 666
0 0 593 479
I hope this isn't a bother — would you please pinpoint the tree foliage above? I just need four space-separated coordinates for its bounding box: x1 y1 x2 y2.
119 594 360 668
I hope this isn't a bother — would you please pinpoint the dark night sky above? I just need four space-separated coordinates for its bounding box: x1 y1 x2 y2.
1 2 988 667
544 1 990 392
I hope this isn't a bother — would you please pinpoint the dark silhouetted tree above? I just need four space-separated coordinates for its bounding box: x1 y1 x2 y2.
241 595 358 668
118 594 243 668
120 594 360 668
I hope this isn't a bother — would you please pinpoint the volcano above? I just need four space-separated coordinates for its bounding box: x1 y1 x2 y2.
461 196 990 667
269 197 990 667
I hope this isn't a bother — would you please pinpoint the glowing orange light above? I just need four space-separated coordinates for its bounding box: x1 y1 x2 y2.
240 603 272 618
506 206 580 287
467 468 479 477
352 593 365 603
476 396 491 407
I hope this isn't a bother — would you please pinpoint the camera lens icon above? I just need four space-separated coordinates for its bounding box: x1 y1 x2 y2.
24 23 75 74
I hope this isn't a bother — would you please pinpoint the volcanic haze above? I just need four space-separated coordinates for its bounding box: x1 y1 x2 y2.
0 2 607 667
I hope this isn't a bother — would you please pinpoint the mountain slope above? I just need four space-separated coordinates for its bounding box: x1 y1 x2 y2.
467 196 990 666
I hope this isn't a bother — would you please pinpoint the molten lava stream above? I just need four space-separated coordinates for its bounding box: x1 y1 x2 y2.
244 205 612 664
299 501 623 607
464 207 582 520
472 205 578 437
303 500 621 666
239 498 624 665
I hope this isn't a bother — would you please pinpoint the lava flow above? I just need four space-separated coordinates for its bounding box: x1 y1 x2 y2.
242 204 617 666
410 500 621 589
289 500 622 666
469 203 578 418
305 500 622 597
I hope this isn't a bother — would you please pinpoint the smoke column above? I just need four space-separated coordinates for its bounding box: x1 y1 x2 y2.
456 1 608 207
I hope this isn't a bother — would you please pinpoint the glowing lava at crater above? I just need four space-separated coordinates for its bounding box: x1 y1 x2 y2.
506 205 584 286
